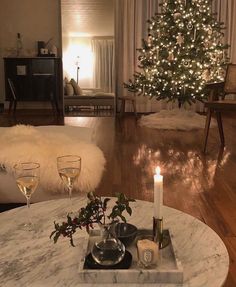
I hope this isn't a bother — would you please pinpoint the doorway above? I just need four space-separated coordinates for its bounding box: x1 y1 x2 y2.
61 0 115 116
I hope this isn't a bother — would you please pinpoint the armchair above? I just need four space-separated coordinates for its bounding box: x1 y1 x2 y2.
203 64 236 153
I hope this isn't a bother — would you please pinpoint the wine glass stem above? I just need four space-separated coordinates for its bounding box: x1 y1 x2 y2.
26 197 32 225
68 186 73 211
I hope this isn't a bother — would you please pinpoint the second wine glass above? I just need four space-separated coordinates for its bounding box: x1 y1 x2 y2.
57 155 81 211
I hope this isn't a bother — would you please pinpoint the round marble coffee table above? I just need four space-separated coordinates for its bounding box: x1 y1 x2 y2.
0 196 229 287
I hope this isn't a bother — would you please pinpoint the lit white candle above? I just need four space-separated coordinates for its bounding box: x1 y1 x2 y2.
154 166 163 219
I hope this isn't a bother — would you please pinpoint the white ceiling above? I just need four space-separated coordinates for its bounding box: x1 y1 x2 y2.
61 0 114 37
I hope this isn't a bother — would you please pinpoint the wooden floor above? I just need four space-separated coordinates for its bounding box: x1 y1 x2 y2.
0 110 236 286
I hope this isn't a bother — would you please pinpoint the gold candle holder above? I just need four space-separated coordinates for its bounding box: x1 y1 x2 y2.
153 217 169 249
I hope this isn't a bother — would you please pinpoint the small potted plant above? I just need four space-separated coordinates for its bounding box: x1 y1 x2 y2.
50 192 135 266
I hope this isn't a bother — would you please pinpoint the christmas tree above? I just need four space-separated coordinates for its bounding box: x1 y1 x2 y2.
124 0 229 106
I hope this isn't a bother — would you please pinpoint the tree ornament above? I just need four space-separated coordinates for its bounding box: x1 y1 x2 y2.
193 28 197 41
202 69 211 81
187 23 193 30
204 40 210 49
173 12 181 20
148 34 153 45
218 69 225 79
176 33 184 46
156 48 159 59
183 60 190 67
211 53 218 61
199 6 205 13
208 27 213 35
168 51 174 61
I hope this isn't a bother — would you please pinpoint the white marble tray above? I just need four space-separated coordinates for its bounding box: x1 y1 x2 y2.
78 228 183 284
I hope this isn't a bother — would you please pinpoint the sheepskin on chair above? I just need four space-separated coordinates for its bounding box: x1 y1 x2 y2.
0 125 106 202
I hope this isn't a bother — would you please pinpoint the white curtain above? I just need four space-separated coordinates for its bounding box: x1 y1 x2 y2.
115 0 236 113
92 38 115 93
212 0 236 100
115 0 168 113
212 0 236 63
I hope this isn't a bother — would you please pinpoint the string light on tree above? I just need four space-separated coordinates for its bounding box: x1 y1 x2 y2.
124 0 229 106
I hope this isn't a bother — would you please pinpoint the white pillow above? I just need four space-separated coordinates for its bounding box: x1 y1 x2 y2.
70 78 83 95
65 83 74 96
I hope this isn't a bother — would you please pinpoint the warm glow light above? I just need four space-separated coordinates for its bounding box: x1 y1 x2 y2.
155 166 161 175
133 144 230 192
63 40 94 87
68 32 92 38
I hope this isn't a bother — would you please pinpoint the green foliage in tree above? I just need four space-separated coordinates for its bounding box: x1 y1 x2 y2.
124 0 229 105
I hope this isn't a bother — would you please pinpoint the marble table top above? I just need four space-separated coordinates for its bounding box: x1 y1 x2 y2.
0 196 229 287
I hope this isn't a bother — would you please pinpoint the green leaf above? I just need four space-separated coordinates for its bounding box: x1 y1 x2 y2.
50 230 56 239
53 232 61 244
70 236 75 247
119 214 127 223
126 205 132 216
103 198 110 209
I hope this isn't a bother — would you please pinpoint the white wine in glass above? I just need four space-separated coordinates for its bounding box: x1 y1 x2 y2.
14 162 40 230
16 176 39 198
58 167 80 190
57 155 81 211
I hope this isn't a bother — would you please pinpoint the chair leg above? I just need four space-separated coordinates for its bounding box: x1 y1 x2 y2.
120 99 125 116
216 111 225 147
13 100 17 115
8 101 13 114
132 100 137 116
50 92 60 116
203 109 212 153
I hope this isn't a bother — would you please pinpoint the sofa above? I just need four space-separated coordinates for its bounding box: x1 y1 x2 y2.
64 78 115 110
64 89 115 110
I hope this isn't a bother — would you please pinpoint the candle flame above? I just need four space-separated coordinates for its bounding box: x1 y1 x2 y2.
155 166 161 175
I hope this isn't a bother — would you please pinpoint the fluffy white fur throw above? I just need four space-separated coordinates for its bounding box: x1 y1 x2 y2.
0 125 106 194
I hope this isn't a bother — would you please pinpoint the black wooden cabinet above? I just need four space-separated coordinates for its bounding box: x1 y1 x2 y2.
4 57 63 114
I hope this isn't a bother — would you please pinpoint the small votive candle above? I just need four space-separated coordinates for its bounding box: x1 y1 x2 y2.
137 239 159 268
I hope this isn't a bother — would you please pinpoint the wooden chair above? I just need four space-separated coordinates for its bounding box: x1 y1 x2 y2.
7 78 59 116
8 78 17 115
118 95 136 116
203 64 236 153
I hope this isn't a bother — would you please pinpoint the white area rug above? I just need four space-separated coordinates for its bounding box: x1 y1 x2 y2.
139 109 216 131
0 125 106 194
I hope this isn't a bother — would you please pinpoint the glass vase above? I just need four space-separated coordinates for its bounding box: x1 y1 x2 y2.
91 223 125 266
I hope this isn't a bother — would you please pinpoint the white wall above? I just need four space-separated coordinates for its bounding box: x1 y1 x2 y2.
0 0 61 104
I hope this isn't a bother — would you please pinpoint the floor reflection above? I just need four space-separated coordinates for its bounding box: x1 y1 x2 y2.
133 144 230 192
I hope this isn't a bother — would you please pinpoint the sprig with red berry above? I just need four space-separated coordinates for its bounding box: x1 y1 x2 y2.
50 192 135 246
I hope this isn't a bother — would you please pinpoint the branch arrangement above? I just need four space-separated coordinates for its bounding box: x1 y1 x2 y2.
50 192 135 246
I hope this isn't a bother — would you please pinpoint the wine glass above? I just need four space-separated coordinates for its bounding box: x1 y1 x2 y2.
57 155 81 212
14 162 40 230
